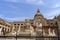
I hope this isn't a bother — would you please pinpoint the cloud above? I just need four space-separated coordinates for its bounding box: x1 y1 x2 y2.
26 0 45 5
5 17 29 22
45 1 60 8
5 0 44 5
5 0 45 5
0 14 4 18
51 3 60 8
0 14 29 22
8 4 18 9
45 9 60 19
0 15 2 18
5 0 17 2
4 0 25 3
1 0 60 20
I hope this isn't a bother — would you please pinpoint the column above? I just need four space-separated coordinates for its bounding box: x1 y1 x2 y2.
18 26 20 34
0 25 1 35
48 28 52 36
12 25 15 35
43 29 45 36
53 29 56 36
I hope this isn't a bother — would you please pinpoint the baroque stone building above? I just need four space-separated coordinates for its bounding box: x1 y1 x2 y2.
0 9 60 40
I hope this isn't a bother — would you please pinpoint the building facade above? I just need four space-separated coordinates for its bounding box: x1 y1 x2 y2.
0 9 60 40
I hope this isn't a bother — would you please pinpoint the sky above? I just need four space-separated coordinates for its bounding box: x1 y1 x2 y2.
0 0 60 22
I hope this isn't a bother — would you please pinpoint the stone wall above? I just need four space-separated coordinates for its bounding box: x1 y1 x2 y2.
0 37 58 40
0 38 36 40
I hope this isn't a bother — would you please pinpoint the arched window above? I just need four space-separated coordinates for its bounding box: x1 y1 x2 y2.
0 26 1 28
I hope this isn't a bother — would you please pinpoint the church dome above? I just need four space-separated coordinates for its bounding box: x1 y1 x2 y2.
34 9 43 18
